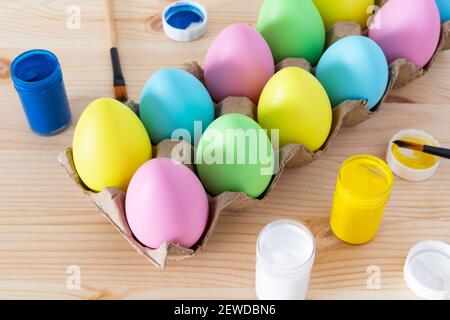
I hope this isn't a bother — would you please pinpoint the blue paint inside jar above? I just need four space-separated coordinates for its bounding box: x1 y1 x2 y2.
14 53 57 83
165 3 205 30
11 49 71 136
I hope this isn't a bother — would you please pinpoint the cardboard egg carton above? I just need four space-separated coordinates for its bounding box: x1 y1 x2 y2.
59 9 449 268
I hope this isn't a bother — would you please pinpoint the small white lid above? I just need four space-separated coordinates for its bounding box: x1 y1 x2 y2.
162 1 208 42
386 129 440 182
403 240 450 300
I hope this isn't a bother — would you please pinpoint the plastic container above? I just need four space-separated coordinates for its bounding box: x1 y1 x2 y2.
162 1 208 42
387 129 440 182
330 155 393 245
404 240 450 300
255 220 316 300
11 49 71 136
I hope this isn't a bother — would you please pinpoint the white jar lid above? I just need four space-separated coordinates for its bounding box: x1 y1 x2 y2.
403 240 450 300
256 220 316 277
386 129 440 182
162 1 208 42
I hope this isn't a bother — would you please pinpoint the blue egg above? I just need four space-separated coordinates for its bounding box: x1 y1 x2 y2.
315 36 389 110
140 68 215 145
436 0 450 22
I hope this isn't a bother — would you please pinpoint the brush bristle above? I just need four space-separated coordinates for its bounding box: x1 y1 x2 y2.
393 140 423 152
114 85 128 103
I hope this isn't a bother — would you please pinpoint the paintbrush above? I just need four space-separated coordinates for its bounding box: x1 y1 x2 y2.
105 0 128 103
393 140 450 160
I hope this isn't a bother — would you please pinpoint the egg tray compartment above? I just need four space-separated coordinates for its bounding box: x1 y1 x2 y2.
59 146 211 269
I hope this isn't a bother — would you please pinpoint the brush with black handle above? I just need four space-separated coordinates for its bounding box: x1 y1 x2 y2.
105 0 128 103
393 140 450 160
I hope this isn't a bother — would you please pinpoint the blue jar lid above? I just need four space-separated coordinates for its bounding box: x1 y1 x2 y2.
11 49 62 92
162 1 208 42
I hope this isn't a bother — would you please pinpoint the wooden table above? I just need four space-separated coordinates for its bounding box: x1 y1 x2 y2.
0 0 449 300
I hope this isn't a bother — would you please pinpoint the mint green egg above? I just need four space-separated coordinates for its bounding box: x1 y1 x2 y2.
257 0 325 65
195 114 275 198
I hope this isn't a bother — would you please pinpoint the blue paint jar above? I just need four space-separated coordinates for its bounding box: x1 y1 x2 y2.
166 3 204 29
162 1 208 42
11 49 71 136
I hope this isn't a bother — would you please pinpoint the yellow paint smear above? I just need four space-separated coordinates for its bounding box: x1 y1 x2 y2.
392 135 437 170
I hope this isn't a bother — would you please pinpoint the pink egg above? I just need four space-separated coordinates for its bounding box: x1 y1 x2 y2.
369 0 441 68
125 158 209 249
204 23 275 104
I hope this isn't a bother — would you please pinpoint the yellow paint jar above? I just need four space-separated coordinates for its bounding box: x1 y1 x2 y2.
330 155 393 245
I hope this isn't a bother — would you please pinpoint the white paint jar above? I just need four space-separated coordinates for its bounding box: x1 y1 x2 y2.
255 220 316 300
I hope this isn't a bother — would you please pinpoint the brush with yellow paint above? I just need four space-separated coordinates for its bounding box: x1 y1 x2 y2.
393 140 450 160
105 0 128 103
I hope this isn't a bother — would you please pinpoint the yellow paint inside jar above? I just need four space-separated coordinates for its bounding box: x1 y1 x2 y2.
391 135 437 170
330 155 393 245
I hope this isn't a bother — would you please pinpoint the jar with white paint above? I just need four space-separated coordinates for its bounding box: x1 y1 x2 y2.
255 220 316 300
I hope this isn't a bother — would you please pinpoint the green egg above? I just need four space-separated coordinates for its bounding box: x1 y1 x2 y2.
257 0 325 65
195 114 275 198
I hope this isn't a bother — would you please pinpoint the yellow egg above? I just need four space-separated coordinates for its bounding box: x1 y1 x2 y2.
258 67 332 152
313 0 375 29
73 98 152 192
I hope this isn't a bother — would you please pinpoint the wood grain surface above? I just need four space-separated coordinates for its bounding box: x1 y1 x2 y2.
0 0 449 300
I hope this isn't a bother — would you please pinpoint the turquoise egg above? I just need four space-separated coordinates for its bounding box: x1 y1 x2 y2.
436 0 450 22
315 36 389 110
140 68 215 145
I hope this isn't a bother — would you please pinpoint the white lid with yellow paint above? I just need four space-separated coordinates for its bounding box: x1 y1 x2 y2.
386 129 440 182
403 240 450 300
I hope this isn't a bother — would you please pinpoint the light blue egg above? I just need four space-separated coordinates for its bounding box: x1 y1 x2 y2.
140 68 214 145
315 35 389 110
436 0 450 22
